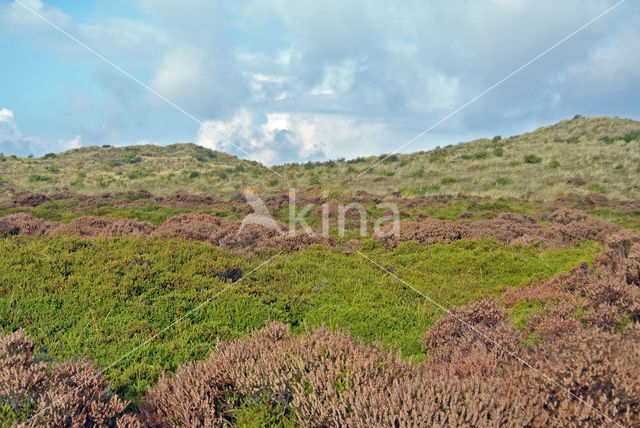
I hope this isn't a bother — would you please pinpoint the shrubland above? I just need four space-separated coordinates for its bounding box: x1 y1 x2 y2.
0 114 639 426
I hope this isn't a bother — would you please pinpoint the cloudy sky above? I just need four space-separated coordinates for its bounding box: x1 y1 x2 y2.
0 0 638 164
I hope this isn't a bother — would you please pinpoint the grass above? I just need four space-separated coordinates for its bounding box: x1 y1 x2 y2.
0 201 237 226
1 116 639 200
0 236 600 404
588 207 640 231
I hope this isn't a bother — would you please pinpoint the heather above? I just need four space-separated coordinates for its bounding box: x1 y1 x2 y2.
0 115 638 426
0 235 598 406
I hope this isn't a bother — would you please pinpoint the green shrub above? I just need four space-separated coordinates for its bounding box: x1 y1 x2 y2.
493 147 504 157
102 144 112 148
188 171 200 179
122 150 139 164
347 157 366 164
590 183 606 194
43 153 57 159
524 154 542 164
380 154 399 162
28 174 53 183
494 177 511 186
492 136 502 143
473 151 490 160
441 177 456 185
45 165 60 173
548 160 560 168
622 131 639 142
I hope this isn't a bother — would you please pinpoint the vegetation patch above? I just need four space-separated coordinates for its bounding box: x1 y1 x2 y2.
0 236 598 403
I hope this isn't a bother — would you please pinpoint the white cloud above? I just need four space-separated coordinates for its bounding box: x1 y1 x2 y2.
0 107 45 155
0 108 85 156
1 0 638 160
196 108 403 164
58 134 82 149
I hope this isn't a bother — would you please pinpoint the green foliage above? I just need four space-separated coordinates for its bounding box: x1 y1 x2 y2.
588 207 640 231
493 147 504 157
589 183 606 194
346 157 366 164
548 160 560 168
43 153 57 159
492 136 502 143
379 154 399 162
0 237 599 403
188 171 200 179
524 154 542 164
122 150 139 164
45 165 60 173
508 300 544 331
28 174 54 183
461 151 489 160
601 131 639 144
494 177 511 186
441 177 456 185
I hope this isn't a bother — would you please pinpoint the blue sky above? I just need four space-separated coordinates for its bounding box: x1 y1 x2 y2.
1 0 638 164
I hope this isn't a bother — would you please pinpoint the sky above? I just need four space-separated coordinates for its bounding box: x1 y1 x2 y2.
0 0 638 164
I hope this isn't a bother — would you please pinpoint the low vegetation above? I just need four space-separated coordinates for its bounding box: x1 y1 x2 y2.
0 116 638 200
0 115 639 426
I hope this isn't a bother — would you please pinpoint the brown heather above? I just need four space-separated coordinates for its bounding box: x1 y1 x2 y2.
0 212 335 256
2 207 640 426
137 227 640 427
0 330 137 427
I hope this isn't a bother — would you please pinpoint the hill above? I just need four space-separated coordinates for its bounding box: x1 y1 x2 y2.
0 115 639 199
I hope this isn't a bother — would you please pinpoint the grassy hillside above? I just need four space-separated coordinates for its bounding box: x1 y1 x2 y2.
1 116 639 200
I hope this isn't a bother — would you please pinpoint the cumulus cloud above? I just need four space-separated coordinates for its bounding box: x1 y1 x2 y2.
0 107 44 155
196 109 397 164
1 0 638 160
0 108 84 156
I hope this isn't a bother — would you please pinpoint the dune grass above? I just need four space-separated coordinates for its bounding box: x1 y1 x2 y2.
1 116 638 200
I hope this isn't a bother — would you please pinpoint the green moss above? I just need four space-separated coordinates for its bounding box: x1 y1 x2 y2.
508 300 544 331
